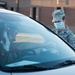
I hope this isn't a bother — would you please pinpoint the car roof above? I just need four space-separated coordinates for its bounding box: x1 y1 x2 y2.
0 8 23 15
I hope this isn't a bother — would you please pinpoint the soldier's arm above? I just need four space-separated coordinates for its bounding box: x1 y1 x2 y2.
67 33 75 49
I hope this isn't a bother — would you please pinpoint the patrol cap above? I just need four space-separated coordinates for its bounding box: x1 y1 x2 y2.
52 9 65 22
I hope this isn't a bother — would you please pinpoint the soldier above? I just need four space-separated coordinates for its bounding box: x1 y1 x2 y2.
52 8 75 50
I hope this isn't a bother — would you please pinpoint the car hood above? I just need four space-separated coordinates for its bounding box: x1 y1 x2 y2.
11 65 75 75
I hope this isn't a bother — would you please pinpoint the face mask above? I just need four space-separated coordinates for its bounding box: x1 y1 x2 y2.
54 21 64 29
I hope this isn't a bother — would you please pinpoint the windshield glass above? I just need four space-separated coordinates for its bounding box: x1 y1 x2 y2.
0 13 75 68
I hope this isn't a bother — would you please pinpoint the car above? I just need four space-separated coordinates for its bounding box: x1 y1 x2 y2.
0 8 75 75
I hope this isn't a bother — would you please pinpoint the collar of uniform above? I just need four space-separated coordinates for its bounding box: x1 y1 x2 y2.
58 26 69 34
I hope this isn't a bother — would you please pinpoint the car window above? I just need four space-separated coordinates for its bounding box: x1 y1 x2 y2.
0 13 75 68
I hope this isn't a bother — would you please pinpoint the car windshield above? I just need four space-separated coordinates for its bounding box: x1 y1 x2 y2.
0 13 75 69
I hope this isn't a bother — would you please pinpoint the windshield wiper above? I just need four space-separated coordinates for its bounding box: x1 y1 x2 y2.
3 60 75 72
52 60 75 68
4 65 47 72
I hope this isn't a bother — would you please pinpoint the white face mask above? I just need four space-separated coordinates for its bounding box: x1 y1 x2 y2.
54 21 64 29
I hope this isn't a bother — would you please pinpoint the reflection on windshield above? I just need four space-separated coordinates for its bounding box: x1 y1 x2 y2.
0 13 75 68
6 60 40 67
14 33 45 43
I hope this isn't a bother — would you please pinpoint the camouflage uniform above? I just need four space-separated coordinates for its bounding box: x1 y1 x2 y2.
53 26 75 49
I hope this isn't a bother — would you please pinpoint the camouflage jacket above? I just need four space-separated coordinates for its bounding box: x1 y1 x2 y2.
52 27 75 50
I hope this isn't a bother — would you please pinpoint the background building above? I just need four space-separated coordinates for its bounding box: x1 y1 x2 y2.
0 0 75 32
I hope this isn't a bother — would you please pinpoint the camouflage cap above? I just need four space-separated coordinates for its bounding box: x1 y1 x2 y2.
52 9 65 22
